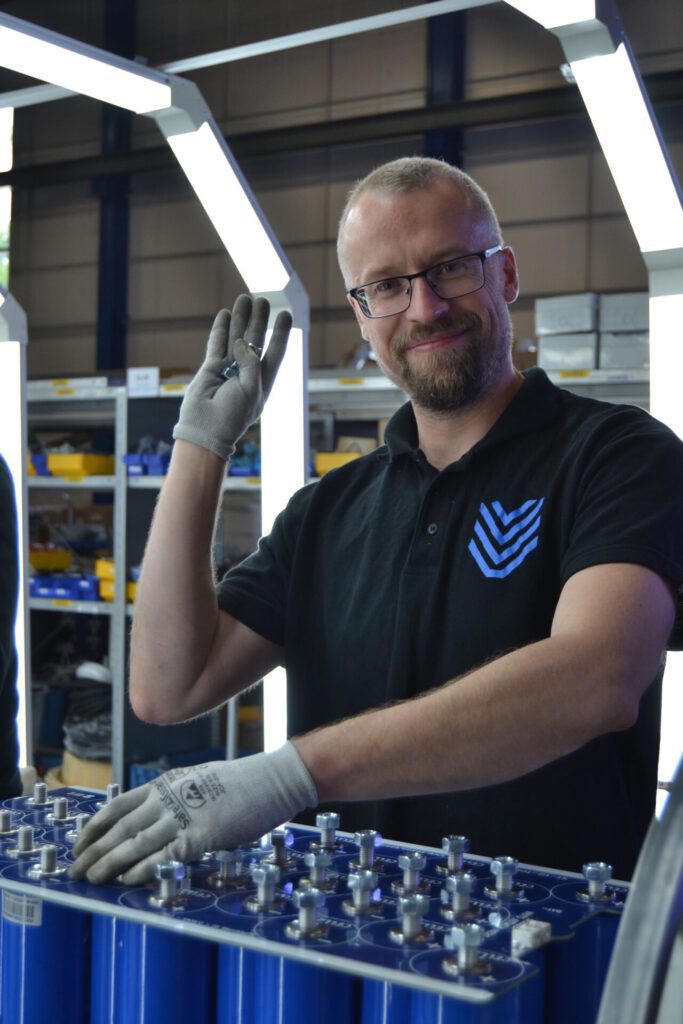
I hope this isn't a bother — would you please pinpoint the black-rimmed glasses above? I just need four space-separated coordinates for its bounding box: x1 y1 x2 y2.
348 244 504 318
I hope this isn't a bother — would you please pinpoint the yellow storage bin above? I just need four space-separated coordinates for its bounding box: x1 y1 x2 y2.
29 547 72 572
314 451 361 476
99 577 136 602
47 453 115 479
127 581 137 603
95 558 115 580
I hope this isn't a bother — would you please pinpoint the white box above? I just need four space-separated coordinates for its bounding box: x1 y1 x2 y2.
599 332 649 370
599 293 649 332
535 293 598 335
537 333 598 371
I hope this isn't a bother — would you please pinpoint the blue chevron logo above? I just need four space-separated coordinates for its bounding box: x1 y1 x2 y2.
468 498 544 579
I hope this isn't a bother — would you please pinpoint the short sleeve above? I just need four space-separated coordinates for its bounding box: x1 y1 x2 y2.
560 410 683 587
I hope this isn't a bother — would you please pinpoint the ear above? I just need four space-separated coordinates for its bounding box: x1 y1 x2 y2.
347 293 369 341
502 246 519 304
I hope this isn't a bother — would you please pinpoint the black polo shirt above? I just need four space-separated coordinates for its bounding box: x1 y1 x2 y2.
217 368 683 878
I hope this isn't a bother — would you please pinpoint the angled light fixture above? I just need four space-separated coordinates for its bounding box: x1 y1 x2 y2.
0 12 172 114
570 43 683 253
504 1 596 29
165 119 290 293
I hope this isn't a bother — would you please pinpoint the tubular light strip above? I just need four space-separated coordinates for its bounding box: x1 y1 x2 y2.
504 1 595 29
0 15 171 114
571 43 683 253
0 339 28 768
166 122 290 294
260 328 307 751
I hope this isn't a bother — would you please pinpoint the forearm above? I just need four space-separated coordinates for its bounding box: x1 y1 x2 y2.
129 440 226 716
294 634 639 803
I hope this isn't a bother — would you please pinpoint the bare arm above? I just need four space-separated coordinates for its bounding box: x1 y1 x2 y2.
129 440 283 723
294 563 675 801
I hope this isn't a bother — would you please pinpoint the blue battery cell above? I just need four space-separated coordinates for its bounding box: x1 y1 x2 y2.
90 913 216 1024
216 944 259 1023
252 953 357 1024
1 889 89 1024
545 912 621 1024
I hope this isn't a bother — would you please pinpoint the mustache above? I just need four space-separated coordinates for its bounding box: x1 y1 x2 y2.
394 314 481 354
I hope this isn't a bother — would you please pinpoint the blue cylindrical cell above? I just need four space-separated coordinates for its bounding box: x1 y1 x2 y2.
216 944 259 1024
1 889 89 1024
361 979 413 1024
90 914 216 1024
253 954 357 1024
545 914 621 1024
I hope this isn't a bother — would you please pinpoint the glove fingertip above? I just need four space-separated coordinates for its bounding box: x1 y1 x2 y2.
205 309 231 360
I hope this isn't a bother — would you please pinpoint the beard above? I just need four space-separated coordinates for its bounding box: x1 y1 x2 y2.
391 311 513 413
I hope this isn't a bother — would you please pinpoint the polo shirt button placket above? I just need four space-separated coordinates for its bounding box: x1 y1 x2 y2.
427 523 438 536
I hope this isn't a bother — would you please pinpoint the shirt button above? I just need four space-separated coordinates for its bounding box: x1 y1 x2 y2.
427 522 438 536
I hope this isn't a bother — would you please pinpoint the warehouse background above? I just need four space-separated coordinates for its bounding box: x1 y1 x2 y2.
1 0 682 378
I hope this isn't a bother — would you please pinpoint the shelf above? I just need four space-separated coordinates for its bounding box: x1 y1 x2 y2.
29 598 113 616
127 475 262 492
28 475 116 491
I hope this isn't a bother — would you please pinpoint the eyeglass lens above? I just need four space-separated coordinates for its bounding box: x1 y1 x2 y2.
358 254 485 318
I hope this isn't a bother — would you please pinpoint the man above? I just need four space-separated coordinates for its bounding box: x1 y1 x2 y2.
0 453 21 800
71 157 683 886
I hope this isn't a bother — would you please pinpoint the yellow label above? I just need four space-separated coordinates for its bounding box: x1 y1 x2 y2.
54 388 76 396
161 383 186 393
52 599 73 607
558 370 590 379
337 377 364 386
50 379 69 386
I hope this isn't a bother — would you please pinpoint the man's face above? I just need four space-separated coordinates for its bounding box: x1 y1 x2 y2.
341 179 519 412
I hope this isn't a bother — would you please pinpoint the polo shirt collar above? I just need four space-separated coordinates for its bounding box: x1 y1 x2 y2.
384 367 563 462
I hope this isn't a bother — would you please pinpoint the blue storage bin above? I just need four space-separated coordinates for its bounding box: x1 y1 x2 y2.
75 575 100 601
123 454 145 476
142 454 171 476
128 746 225 789
30 454 51 476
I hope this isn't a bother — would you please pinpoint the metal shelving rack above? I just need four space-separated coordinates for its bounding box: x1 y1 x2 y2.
27 384 128 786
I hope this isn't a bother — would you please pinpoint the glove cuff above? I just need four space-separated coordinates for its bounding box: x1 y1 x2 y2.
172 423 236 462
268 741 319 811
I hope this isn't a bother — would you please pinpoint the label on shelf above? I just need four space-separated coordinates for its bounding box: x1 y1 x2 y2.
127 367 160 397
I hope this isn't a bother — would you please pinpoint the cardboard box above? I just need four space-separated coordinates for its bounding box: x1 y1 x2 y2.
599 332 649 370
599 293 648 332
537 333 598 371
535 293 598 335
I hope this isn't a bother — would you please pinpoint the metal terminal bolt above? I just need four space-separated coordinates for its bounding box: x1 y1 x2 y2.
285 888 329 940
342 870 380 917
28 782 51 807
315 812 340 850
352 830 378 870
302 849 335 890
485 857 519 899
578 862 615 903
149 860 187 909
443 923 488 976
6 825 39 858
28 843 67 880
442 871 477 920
46 796 73 825
0 809 17 836
244 863 285 913
392 852 428 897
65 813 91 843
263 829 293 869
209 850 243 890
97 783 120 810
437 835 469 876
389 894 432 945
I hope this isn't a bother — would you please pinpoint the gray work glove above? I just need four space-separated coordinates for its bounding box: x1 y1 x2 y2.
172 294 292 461
69 741 317 885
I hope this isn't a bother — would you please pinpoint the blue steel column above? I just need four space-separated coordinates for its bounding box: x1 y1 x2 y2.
94 0 135 370
425 7 465 167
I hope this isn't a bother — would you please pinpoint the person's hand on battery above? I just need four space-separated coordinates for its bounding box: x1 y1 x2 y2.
172 293 292 461
69 742 317 885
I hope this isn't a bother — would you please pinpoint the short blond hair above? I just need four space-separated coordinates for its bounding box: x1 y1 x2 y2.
337 156 502 282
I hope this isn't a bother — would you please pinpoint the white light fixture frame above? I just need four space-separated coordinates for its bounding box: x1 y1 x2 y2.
0 287 30 772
